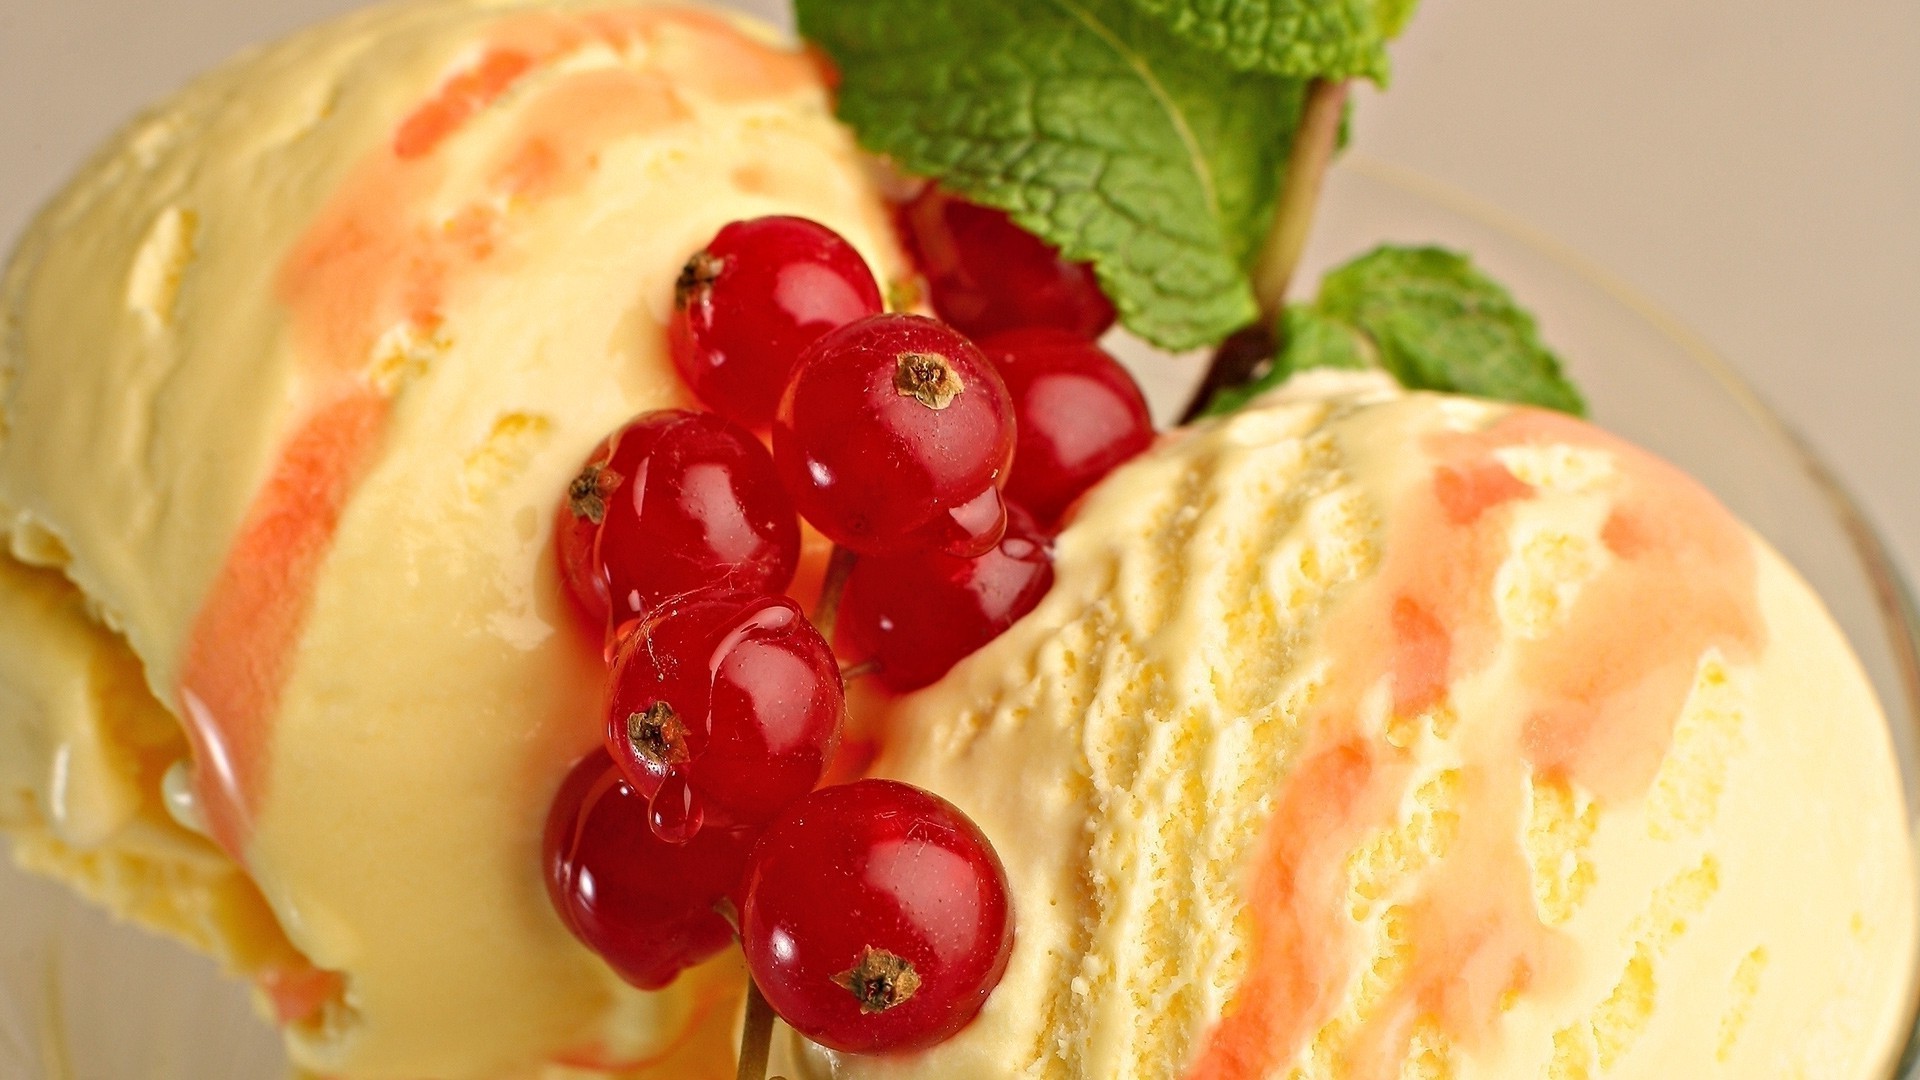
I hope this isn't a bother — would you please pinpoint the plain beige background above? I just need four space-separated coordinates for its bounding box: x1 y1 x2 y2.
0 0 1915 577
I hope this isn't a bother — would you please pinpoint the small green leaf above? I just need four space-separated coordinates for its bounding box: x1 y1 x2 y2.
1275 303 1375 374
798 0 1305 351
1321 246 1586 413
1121 0 1419 82
1201 245 1587 417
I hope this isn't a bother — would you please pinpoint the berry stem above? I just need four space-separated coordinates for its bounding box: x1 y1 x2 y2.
812 545 859 643
838 659 881 684
1179 78 1348 423
737 978 778 1080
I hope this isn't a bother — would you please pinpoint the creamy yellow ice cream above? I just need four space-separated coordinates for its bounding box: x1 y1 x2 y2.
0 1 904 1076
783 373 1919 1079
3 0 1914 1075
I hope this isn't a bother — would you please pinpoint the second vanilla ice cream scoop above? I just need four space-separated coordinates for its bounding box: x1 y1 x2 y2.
790 373 1918 1078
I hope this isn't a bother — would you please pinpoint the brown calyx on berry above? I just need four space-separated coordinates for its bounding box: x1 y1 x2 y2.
833 946 922 1014
675 250 726 311
626 702 692 767
568 463 623 525
893 352 964 410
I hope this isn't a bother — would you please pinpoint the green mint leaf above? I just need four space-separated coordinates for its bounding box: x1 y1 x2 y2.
1275 302 1375 373
797 0 1305 351
1319 246 1586 413
1121 0 1420 82
1202 245 1588 417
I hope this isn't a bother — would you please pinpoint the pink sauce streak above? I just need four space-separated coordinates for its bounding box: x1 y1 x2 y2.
259 962 349 1026
394 48 537 160
1186 408 1764 1078
178 390 387 854
172 3 809 870
1199 739 1384 1075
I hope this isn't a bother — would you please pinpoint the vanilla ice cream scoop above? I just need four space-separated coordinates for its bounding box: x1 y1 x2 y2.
0 1 904 1075
787 373 1919 1079
5 0 1915 1076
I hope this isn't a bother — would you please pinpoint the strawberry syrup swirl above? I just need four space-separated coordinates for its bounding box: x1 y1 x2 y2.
1185 409 1764 1077
172 6 812 860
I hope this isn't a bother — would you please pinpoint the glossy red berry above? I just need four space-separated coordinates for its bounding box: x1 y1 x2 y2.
671 216 885 429
979 328 1155 526
899 186 1116 341
774 314 1016 558
543 749 757 990
607 591 843 841
837 504 1054 692
556 410 799 640
740 780 1014 1054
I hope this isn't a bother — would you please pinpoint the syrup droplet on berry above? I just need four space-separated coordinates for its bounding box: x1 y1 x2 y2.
671 216 884 429
648 772 706 845
837 504 1055 692
555 410 800 641
543 749 756 989
740 779 1014 1054
607 591 843 840
773 314 1015 558
979 328 1155 526
899 186 1116 341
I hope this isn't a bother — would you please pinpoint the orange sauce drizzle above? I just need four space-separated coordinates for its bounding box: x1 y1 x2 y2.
393 48 537 160
1187 408 1763 1077
258 961 349 1026
1203 739 1387 1075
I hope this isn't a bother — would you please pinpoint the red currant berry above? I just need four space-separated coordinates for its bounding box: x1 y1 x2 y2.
774 314 1016 558
837 504 1054 692
979 328 1155 526
543 748 757 990
556 410 799 640
899 186 1116 341
607 591 842 840
671 216 885 429
740 780 1014 1054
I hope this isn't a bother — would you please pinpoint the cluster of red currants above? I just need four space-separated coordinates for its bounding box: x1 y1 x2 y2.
541 191 1151 1056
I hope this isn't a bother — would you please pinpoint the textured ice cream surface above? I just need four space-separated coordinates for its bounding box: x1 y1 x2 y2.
0 1 904 1076
2 0 1914 1073
784 372 1918 1079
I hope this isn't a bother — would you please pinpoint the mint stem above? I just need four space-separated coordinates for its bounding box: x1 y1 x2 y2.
1252 77 1349 319
812 544 858 643
1179 77 1349 423
736 979 777 1080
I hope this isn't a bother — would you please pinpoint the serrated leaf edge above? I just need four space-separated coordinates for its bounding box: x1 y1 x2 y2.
803 0 1266 349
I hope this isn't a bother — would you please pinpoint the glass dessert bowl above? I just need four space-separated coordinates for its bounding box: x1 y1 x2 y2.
2 98 1916 1080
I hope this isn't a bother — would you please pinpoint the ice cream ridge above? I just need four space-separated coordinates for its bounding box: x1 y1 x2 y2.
0 3 1915 1080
